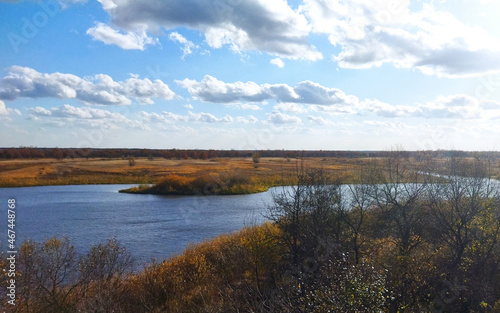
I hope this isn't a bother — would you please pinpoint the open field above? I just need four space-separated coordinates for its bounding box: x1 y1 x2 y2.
0 156 366 188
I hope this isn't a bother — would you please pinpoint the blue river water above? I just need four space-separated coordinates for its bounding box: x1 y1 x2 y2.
0 184 277 265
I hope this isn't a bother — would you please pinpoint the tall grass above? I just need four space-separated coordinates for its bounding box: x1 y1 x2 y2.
121 172 275 195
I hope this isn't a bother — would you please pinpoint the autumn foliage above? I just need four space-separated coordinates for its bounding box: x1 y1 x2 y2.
122 172 271 195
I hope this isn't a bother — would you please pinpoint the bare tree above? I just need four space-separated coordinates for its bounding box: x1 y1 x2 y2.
18 237 80 313
77 239 134 313
427 155 499 270
367 150 431 256
267 166 344 282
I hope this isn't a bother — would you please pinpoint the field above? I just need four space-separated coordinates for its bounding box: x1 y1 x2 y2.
0 156 365 188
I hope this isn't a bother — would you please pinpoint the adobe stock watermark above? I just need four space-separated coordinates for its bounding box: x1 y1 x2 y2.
210 0 244 21
7 0 62 53
475 73 500 100
376 0 406 24
145 65 170 81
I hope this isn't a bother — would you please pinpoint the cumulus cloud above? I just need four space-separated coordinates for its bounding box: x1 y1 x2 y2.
274 102 307 113
417 95 482 119
177 75 500 120
0 100 9 115
300 0 500 77
176 76 268 103
0 100 21 116
307 115 331 125
176 75 359 108
294 80 358 105
30 104 122 119
361 94 500 119
27 104 144 129
225 103 262 110
267 111 302 124
237 115 259 124
86 0 500 76
92 0 322 60
139 110 235 124
0 66 176 105
360 99 419 118
87 22 157 50
189 111 233 123
139 111 188 123
169 32 199 59
270 58 285 68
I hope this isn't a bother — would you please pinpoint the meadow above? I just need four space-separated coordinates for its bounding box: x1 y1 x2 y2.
0 156 363 189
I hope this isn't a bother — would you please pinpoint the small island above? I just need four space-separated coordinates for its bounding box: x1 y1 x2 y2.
119 172 272 195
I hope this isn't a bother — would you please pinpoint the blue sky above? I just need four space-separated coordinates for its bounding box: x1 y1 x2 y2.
1 0 500 150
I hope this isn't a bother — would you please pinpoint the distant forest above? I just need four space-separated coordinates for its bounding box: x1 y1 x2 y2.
2 147 500 160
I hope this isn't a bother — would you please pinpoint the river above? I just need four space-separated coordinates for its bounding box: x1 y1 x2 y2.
0 184 277 265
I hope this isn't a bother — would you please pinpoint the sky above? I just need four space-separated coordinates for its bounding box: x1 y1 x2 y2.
1 0 500 151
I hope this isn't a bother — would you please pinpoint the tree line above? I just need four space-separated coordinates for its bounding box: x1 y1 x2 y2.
2 147 500 161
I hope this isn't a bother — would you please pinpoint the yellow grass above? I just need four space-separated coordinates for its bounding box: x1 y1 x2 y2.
0 157 362 188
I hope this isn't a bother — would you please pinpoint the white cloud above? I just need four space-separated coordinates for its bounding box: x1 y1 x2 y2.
29 106 52 116
177 75 500 121
87 22 157 50
417 94 482 119
94 0 322 60
189 111 233 123
360 94 500 119
270 58 285 68
307 115 331 125
30 104 121 119
360 99 419 118
0 100 21 116
177 75 359 108
84 0 500 77
226 103 262 110
301 0 500 77
28 104 144 129
237 115 259 124
176 75 268 103
0 66 176 105
139 111 188 123
293 80 358 105
139 110 235 124
267 111 302 124
0 100 8 115
274 102 307 113
169 32 199 59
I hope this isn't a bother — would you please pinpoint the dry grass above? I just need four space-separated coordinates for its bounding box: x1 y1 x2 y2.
0 157 362 188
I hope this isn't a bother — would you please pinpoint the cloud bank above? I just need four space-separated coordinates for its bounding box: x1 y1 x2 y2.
0 66 176 105
86 0 500 77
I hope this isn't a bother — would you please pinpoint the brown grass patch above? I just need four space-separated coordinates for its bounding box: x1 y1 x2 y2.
0 157 361 188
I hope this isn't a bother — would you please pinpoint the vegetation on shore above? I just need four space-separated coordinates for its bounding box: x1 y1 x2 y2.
4 153 500 312
119 172 290 195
